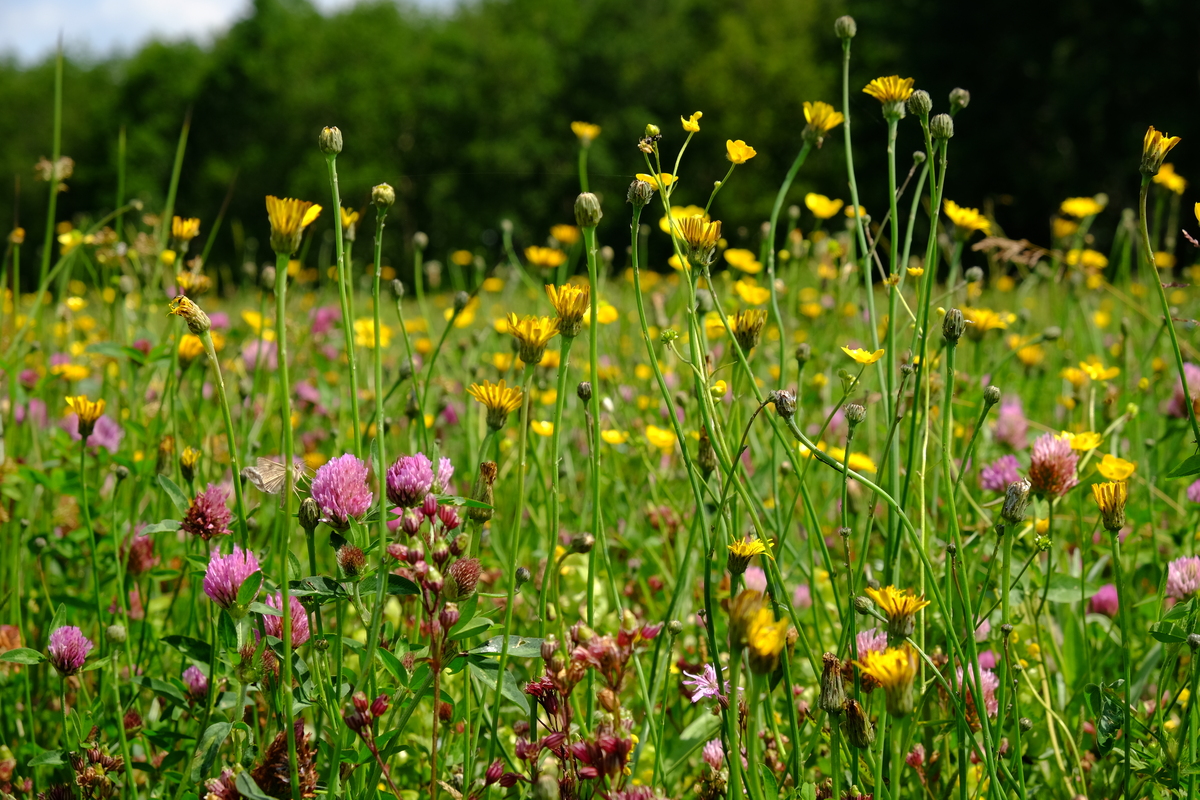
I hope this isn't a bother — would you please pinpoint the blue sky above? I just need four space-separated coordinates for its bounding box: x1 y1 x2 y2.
0 0 425 64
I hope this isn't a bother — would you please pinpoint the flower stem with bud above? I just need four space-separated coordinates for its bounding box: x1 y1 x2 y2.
323 137 363 456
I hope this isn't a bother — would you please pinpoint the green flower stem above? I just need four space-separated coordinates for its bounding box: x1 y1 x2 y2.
1110 524 1133 800
1140 177 1200 449
369 204 390 695
536 333 576 642
200 329 248 546
483 366 535 773
829 714 842 800
272 250 302 800
78 441 106 646
578 144 590 193
107 653 136 800
418 303 463 454
726 648 745 800
582 223 605 627
35 48 63 308
326 153 363 457
744 673 766 800
763 140 812 380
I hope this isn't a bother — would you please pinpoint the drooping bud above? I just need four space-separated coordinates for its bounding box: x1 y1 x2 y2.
843 699 875 749
468 462 497 523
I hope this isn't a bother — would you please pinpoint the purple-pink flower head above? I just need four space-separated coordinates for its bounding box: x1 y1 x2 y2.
1167 556 1200 600
386 453 433 508
1188 480 1200 505
856 627 888 656
956 665 1000 720
743 567 767 594
980 455 1021 493
309 454 373 530
182 665 209 699
702 739 724 770
793 584 812 611
1089 584 1119 616
47 625 93 676
993 397 1028 450
262 592 311 647
431 456 455 494
1028 433 1078 498
1168 362 1200 419
682 663 727 704
181 483 234 541
203 545 261 609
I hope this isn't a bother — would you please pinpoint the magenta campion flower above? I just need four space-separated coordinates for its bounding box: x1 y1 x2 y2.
387 453 434 508
1167 556 1200 600
182 484 234 541
856 627 887 656
993 397 1029 450
310 305 340 336
309 454 373 530
261 592 311 647
956 665 1000 718
203 545 261 609
182 665 209 699
1188 480 1200 504
1089 584 1119 616
979 455 1021 493
1168 362 1200 419
682 663 727 703
1028 432 1078 498
47 626 93 675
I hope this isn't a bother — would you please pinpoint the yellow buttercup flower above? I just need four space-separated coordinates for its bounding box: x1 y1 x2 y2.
802 101 844 139
450 249 474 267
1142 126 1181 175
635 173 676 191
601 430 629 445
178 334 205 363
844 205 867 218
726 139 757 164
907 267 925 277
506 314 559 365
353 318 393 349
659 205 708 235
745 605 789 675
681 111 703 132
550 225 580 247
1154 163 1188 195
545 283 590 338
468 379 524 429
525 246 568 269
52 363 90 381
805 193 844 220
855 646 919 717
571 121 601 145
862 75 915 104
1097 454 1136 481
172 216 201 242
723 248 762 274
645 425 677 450
710 380 728 398
842 346 884 365
1079 360 1119 382
1063 431 1102 451
1059 196 1105 219
943 200 991 236
530 420 554 437
962 307 1014 338
1065 249 1108 270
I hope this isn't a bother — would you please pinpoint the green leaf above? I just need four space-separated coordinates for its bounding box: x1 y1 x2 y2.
28 750 66 767
1150 620 1188 644
760 763 780 800
234 773 277 800
376 647 406 684
141 519 181 535
469 636 545 658
1042 574 1100 604
448 616 493 641
189 722 232 783
800 783 818 800
247 602 281 617
1085 681 1125 756
468 659 529 714
157 475 191 516
1169 453 1200 478
358 573 420 597
161 635 212 664
237 571 264 606
0 647 46 665
288 575 348 605
131 675 189 706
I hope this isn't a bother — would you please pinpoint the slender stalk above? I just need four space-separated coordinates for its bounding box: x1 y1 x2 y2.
582 223 605 626
36 47 63 298
326 153 363 455
1110 525 1133 799
200 329 248 546
537 334 577 640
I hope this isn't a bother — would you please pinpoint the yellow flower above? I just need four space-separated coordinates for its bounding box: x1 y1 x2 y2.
668 254 691 272
340 207 360 232
1065 249 1109 270
601 430 629 445
962 307 1014 338
1155 251 1176 269
550 225 580 247
802 101 844 135
506 314 559 365
710 380 728 398
1062 431 1102 451
353 318 393 349
726 139 757 164
571 121 601 144
862 75 915 104
1154 163 1188 194
1079 360 1119 382
677 216 722 255
844 205 867 218
1053 217 1080 239
530 420 555 437
482 276 504 292
178 334 205 362
1059 196 1105 219
161 249 177 267
468 379 524 429
65 296 86 312
591 302 619 325
734 279 771 306
745 605 789 675
723 248 762 274
1142 126 1182 175
805 193 844 220
545 282 590 337
51 363 89 381
842 346 885 365
826 447 878 474
856 646 919 717
659 205 708 234
865 585 931 622
681 111 703 132
645 425 677 450
727 537 771 570
172 216 201 242
1092 480 1129 531
635 173 676 191
525 246 568 268
943 200 991 236
65 395 106 426
451 249 474 266
265 195 322 255
906 267 925 277
1097 454 1136 481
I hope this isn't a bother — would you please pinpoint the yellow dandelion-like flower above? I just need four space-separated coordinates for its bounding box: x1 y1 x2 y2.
745 605 789 675
450 249 474 267
172 216 201 242
645 424 677 450
52 363 90 381
550 225 580 247
862 75 915 104
571 121 601 144
468 379 524 429
723 248 762 274
545 283 590 338
961 307 1014 338
842 346 885 365
1092 480 1129 531
1097 454 1136 481
1142 126 1182 175
265 195 322 255
65 395 106 425
802 101 844 137
1155 163 1188 194
177 334 206 363
601 430 629 445
1155 251 1176 269
506 313 559 365
353 318 392 349
866 585 931 622
844 205 867 218
1062 431 1103 451
530 420 554 437
340 207 360 232
525 246 568 268
855 646 919 717
659 205 708 235
1065 249 1109 270
805 193 844 220
677 216 722 258
1079 360 1119 382
726 139 757 165
681 111 703 132
1059 196 1105 219
943 200 991 236
734 279 771 306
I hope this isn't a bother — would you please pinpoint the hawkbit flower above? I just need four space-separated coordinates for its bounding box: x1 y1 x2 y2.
1028 433 1078 498
181 483 234 541
309 453 373 530
386 453 434 508
202 545 261 609
261 592 311 647
980 454 1021 492
47 626 93 676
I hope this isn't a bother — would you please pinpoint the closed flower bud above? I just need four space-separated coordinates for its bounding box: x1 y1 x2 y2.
337 544 365 577
983 385 1002 408
913 150 927 165
424 566 444 593
1042 326 1062 341
319 126 343 155
853 595 875 616
372 183 396 209
949 87 971 114
627 180 655 208
569 532 595 554
412 232 428 250
819 652 847 715
167 295 212 336
795 342 811 367
667 619 683 637
446 557 482 599
930 113 955 140
577 381 593 403
516 566 532 586
574 192 603 228
114 464 130 481
450 532 469 556
907 90 932 117
392 279 405 298
1188 633 1200 651
1019 717 1033 732
943 308 966 343
845 403 867 427
299 497 321 533
439 603 460 630
644 124 661 138
697 429 718 476
468 462 496 523
843 699 875 749
1092 481 1128 532
834 15 857 38
1000 478 1032 524
106 624 127 644
964 266 984 284
769 389 796 421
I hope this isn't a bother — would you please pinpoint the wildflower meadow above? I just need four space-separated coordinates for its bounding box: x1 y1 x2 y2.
4 13 1200 800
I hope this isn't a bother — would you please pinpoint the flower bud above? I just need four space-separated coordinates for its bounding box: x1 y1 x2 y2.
834 15 857 38
1188 633 1200 651
964 266 984 284
439 603 460 630
843 699 875 749
644 124 661 138
337 545 366 578
392 279 405 298
577 381 593 403
371 693 389 718
983 385 1002 408
574 193 603 228
372 183 396 209
906 90 932 117
667 619 683 637
845 403 867 427
697 429 718 476
468 462 496 523
627 180 655 208
423 566 444 593
516 566 532 586
353 692 370 713
913 151 927 165
943 308 966 343
819 652 847 715
930 113 954 140
299 497 321 533
853 595 875 616
413 232 428 250
795 342 811 367
1019 717 1033 732
1000 478 1032 525
319 126 343 155
167 295 212 336
1042 326 1061 341
769 389 796 421
106 624 127 644
949 87 971 114
568 532 595 554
